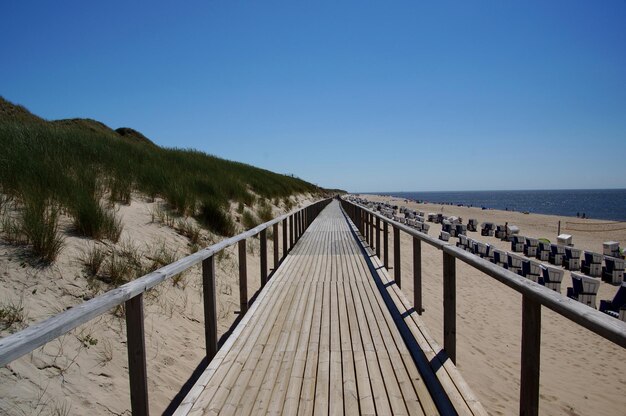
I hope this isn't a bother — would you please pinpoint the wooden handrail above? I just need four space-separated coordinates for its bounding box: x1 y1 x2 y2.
0 197 331 415
340 197 626 416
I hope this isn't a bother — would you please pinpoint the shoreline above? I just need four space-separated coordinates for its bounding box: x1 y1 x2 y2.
361 189 626 222
358 192 626 229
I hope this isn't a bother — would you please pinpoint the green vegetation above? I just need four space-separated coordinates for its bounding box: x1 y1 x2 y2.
0 299 25 331
242 210 260 230
256 200 273 222
0 96 322 262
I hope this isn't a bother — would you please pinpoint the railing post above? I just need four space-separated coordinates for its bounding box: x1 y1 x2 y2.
202 256 217 361
369 213 374 247
273 223 279 270
238 240 248 314
260 229 267 287
520 295 541 416
282 218 288 259
393 226 401 288
361 210 370 240
443 251 456 364
375 217 381 258
383 221 389 269
413 237 423 314
361 209 365 235
125 294 149 416
296 212 301 241
289 215 294 249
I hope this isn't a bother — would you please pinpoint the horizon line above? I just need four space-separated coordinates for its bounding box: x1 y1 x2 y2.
353 187 626 194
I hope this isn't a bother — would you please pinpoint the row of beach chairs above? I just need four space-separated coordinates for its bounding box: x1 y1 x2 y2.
507 237 624 284
349 198 625 320
455 235 565 292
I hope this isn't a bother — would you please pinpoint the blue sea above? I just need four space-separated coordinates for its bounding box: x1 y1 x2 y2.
370 189 626 221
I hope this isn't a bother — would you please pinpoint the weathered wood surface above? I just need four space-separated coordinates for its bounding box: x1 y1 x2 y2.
176 200 484 415
126 294 149 416
520 296 541 416
202 256 218 361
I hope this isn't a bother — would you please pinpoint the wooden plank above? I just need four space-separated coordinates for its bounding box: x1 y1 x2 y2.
242 221 324 414
336 279 359 416
312 280 331 414
342 239 393 416
280 282 322 414
202 256 217 361
329 248 343 415
298 262 327 412
269 270 319 414
519 295 541 416
188 255 300 413
351 233 438 416
238 240 248 314
339 244 376 416
176 229 314 415
342 207 484 415
232 260 312 415
443 251 456 364
125 294 149 416
187 215 322 415
354 277 411 415
348 232 431 415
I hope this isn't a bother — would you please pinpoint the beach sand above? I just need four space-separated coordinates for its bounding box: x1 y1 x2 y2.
357 193 626 416
0 193 318 415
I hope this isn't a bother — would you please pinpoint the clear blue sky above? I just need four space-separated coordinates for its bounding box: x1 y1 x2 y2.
2 1 625 192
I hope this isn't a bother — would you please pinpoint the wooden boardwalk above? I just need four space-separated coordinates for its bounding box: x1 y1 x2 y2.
176 200 484 416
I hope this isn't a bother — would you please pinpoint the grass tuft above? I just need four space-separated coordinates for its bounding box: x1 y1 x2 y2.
197 200 236 236
242 210 260 230
0 298 25 331
20 194 64 262
256 200 273 222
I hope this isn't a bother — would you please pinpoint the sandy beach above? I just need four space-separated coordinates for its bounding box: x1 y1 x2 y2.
356 193 626 416
0 193 318 415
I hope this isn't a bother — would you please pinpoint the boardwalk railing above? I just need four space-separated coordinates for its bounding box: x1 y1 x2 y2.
340 197 626 416
0 198 331 416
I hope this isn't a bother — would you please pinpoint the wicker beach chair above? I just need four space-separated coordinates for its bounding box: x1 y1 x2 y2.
599 282 626 321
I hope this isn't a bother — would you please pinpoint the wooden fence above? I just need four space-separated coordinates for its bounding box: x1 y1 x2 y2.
340 198 626 416
0 198 332 416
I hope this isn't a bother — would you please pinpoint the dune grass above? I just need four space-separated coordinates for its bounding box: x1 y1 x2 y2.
0 97 322 261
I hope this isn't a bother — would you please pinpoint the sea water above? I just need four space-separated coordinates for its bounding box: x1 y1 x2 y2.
369 189 626 221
